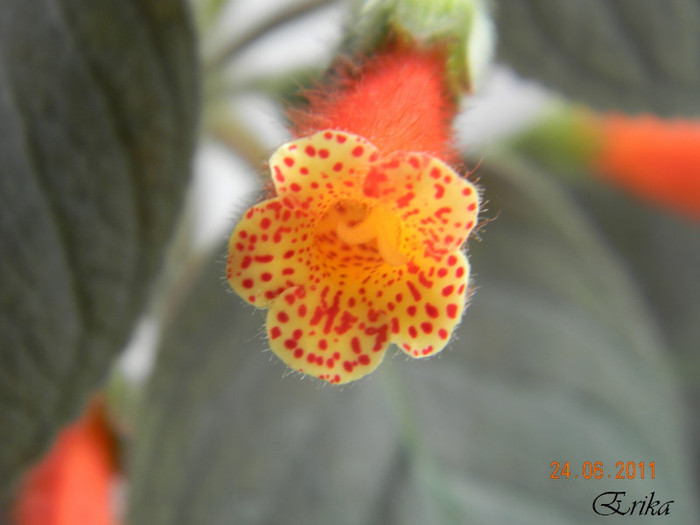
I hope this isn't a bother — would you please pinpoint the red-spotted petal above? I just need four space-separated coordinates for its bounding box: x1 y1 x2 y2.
227 198 315 307
266 284 391 384
363 152 479 253
366 250 471 358
269 130 379 213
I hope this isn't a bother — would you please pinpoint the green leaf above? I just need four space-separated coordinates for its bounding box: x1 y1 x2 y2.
0 0 197 503
571 182 700 478
494 1 700 116
128 157 698 523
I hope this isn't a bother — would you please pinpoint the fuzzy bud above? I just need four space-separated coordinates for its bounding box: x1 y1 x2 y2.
345 0 495 93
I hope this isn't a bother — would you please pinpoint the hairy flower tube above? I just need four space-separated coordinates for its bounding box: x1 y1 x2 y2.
227 130 479 384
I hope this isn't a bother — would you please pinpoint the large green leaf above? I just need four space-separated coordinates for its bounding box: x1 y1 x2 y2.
0 0 197 503
570 182 700 478
494 0 700 116
128 156 697 524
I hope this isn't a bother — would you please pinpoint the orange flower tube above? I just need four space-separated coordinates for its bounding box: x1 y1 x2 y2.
594 114 700 220
227 43 480 384
289 43 459 163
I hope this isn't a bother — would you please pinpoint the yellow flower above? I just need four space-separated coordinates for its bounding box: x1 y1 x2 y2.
227 130 479 384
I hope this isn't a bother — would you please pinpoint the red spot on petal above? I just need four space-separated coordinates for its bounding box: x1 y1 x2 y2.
290 183 302 192
446 304 458 319
319 339 328 350
434 184 445 199
352 146 364 157
319 149 329 158
351 337 362 354
255 255 274 263
407 305 416 317
421 322 433 334
305 145 316 156
261 272 272 282
242 279 254 289
284 157 294 167
456 266 465 278
391 318 399 334
438 328 449 340
241 256 252 269
468 202 477 211
442 285 454 296
447 255 458 266
425 303 439 318
333 162 343 172
277 311 289 323
418 271 433 288
337 135 347 143
397 192 415 208
294 349 304 358
358 354 370 365
270 326 282 339
435 207 451 222
343 361 354 372
406 281 422 301
408 326 418 338
284 339 297 350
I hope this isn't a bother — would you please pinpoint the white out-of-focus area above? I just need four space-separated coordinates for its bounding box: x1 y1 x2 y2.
458 66 553 150
228 5 347 81
190 140 262 252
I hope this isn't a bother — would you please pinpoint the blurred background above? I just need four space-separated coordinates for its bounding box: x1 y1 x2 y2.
2 0 699 524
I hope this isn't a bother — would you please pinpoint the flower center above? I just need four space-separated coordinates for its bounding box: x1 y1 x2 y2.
335 204 407 266
314 200 407 276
